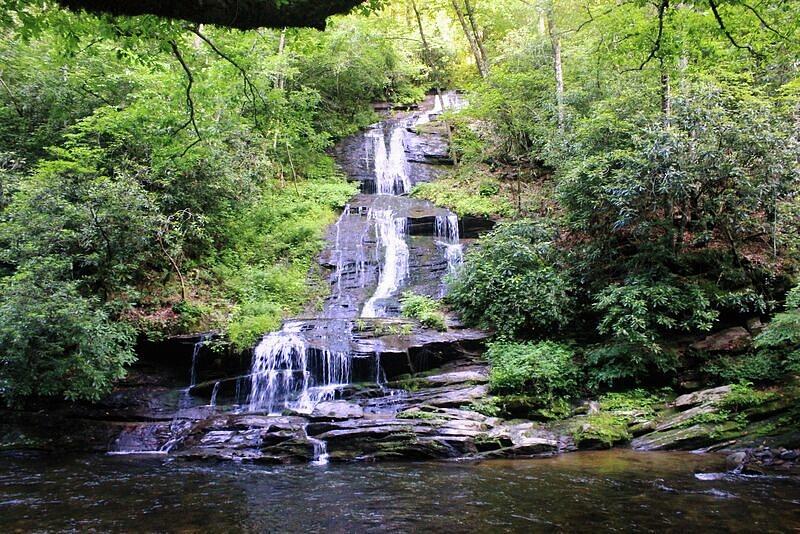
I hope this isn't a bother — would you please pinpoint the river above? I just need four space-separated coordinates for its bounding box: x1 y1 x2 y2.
1 450 798 532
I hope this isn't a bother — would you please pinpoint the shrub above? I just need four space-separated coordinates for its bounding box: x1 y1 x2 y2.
485 340 579 401
410 177 511 218
0 269 136 404
448 220 575 338
702 351 784 385
400 292 447 331
754 284 800 375
227 301 283 349
755 286 800 349
718 383 778 411
584 342 678 391
594 275 718 352
598 389 664 416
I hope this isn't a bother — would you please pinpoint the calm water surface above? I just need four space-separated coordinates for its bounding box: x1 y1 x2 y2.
1 450 798 532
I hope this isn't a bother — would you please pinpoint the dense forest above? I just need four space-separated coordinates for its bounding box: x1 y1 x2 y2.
0 0 798 420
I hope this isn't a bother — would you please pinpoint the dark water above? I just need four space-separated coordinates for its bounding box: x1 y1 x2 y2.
1 450 798 533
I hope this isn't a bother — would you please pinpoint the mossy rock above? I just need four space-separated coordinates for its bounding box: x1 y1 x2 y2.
571 413 631 449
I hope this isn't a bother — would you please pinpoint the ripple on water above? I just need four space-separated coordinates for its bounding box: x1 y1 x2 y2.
0 450 799 532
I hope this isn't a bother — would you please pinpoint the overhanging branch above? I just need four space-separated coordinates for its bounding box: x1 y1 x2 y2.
55 0 365 30
169 40 202 156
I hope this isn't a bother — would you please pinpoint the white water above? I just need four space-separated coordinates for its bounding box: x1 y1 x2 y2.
309 436 329 466
370 127 411 195
189 333 211 387
435 213 460 243
431 94 444 115
247 323 350 414
435 213 464 294
209 381 221 407
361 209 410 318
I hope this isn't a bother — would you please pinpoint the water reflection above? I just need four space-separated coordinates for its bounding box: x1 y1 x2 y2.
1 450 798 532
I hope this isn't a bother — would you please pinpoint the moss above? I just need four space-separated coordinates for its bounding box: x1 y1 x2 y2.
396 409 441 421
400 293 447 331
598 389 667 417
718 383 779 411
534 398 573 420
572 413 631 449
410 177 512 218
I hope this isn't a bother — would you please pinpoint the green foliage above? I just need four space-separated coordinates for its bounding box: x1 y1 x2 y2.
411 175 511 217
702 351 784 385
571 413 631 448
756 286 800 350
467 398 502 417
400 292 446 331
0 6 416 402
485 340 579 401
754 285 800 376
0 267 135 403
584 342 679 391
594 275 718 352
448 220 574 338
718 383 779 411
598 389 664 416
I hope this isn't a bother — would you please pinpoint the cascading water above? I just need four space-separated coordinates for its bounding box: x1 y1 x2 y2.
435 213 464 275
361 209 409 318
431 94 444 115
189 333 211 388
244 101 473 460
209 381 221 407
247 323 350 414
306 426 329 466
370 127 411 195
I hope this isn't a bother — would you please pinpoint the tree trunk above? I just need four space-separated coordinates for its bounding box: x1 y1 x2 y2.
410 0 433 71
451 0 487 78
545 7 565 133
276 28 287 90
660 61 671 127
464 0 489 75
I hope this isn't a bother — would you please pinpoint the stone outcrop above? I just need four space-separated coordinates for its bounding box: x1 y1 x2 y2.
690 327 752 353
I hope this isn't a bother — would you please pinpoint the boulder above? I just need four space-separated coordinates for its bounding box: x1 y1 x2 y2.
631 420 742 451
690 327 751 353
309 401 364 420
671 385 732 409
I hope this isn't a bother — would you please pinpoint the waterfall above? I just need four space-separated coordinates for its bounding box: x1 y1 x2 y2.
361 209 409 318
189 333 211 388
247 323 350 414
435 213 460 242
209 381 221 407
309 435 329 466
331 204 350 301
435 213 464 282
431 94 444 115
370 127 410 195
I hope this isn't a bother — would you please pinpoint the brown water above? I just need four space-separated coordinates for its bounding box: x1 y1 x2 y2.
1 450 798 532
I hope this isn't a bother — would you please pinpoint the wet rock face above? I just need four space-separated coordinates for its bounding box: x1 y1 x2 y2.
172 361 572 463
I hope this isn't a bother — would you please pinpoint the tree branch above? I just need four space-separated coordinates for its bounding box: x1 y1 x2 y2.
0 73 23 117
55 0 365 31
738 1 789 40
169 40 202 156
708 0 764 58
626 0 669 72
189 27 267 128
